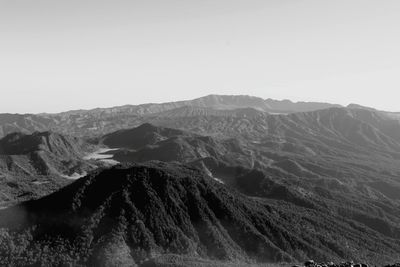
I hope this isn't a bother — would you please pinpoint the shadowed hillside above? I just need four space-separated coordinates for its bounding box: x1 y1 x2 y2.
102 123 189 150
102 124 252 171
0 131 98 205
0 162 399 266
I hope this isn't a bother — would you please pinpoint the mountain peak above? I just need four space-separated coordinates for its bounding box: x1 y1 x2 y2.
135 122 158 131
347 103 377 111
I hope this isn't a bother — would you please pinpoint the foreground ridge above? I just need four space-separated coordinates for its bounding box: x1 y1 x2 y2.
0 162 400 266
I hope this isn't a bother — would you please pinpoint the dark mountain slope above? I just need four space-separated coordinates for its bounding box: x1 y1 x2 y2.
0 162 399 266
0 131 94 176
0 131 97 205
102 124 253 171
102 123 188 150
0 131 90 156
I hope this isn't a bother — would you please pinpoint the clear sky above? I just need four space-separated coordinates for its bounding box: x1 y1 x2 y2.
1 0 400 113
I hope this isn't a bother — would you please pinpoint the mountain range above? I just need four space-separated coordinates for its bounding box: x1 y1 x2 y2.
0 95 341 138
1 95 400 266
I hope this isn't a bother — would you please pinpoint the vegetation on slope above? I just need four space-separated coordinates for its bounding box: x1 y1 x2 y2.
0 163 399 266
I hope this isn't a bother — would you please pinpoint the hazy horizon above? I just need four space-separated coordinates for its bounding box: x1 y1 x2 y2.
1 0 400 113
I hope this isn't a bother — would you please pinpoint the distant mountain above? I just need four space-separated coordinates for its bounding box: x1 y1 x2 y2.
0 131 97 205
264 98 342 113
170 94 340 113
0 95 342 138
0 162 399 266
0 113 52 138
149 106 400 150
147 105 266 118
184 95 273 111
50 94 340 115
347 103 400 125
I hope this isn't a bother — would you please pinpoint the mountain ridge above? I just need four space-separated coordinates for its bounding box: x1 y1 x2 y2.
39 94 342 115
0 95 343 138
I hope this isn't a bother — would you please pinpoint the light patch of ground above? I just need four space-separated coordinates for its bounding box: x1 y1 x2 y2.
99 158 120 165
62 148 121 181
84 148 120 166
201 164 225 184
83 148 119 160
61 171 87 180
212 177 225 184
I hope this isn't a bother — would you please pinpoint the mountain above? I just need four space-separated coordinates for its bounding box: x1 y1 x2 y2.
102 123 189 150
0 162 399 267
172 94 340 113
101 124 253 173
144 106 400 207
148 106 400 150
182 95 273 111
50 94 340 116
0 95 342 138
0 131 98 205
264 98 341 113
0 131 91 158
147 106 266 118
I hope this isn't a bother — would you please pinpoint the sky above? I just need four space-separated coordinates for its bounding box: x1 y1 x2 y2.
1 0 400 113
